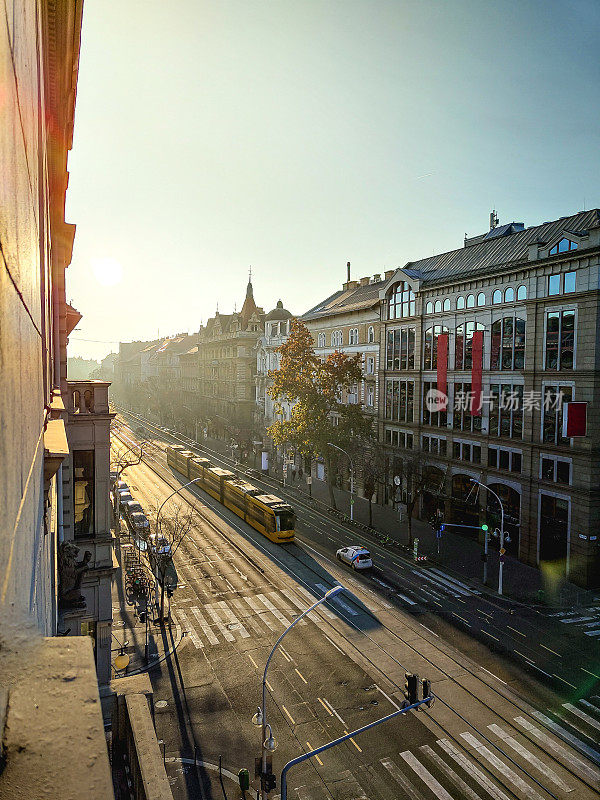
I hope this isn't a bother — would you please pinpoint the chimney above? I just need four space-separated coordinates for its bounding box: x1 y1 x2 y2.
347 261 351 282
359 276 370 286
384 269 395 280
371 274 381 283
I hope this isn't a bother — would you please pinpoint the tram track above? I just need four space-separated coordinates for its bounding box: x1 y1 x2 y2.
112 414 600 798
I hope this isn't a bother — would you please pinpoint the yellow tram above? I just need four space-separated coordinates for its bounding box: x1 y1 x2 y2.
166 445 295 543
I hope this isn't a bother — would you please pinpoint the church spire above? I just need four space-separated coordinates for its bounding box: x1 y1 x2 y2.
246 265 253 299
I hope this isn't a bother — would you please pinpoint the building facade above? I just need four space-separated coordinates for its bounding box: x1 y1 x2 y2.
379 210 600 589
255 300 294 424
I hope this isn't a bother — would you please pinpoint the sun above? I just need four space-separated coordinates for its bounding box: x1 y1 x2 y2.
92 257 123 287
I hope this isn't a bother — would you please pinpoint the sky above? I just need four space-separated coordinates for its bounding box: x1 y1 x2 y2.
66 0 600 361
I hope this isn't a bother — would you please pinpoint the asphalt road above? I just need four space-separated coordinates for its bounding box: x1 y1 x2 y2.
112 412 600 800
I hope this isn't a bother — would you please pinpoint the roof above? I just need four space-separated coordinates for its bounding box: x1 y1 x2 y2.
266 300 293 321
302 279 387 321
403 209 600 288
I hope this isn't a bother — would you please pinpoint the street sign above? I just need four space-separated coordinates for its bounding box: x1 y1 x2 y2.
307 476 312 484
499 547 506 555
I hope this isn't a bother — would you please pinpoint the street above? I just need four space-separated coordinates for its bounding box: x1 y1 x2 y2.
113 413 600 800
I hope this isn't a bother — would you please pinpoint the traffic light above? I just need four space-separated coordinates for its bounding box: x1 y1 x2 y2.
264 772 276 792
404 672 419 705
421 678 434 708
481 523 489 532
238 768 250 792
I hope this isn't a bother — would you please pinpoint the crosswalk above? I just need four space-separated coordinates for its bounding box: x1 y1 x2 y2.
548 606 600 636
409 566 481 603
275 713 600 800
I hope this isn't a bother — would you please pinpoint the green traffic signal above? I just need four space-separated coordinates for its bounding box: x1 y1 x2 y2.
481 524 489 531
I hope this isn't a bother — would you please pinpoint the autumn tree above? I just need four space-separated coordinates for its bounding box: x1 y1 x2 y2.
361 440 388 528
268 319 373 509
393 451 446 548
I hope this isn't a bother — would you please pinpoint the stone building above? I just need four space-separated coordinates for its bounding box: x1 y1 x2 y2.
255 300 294 424
379 210 600 589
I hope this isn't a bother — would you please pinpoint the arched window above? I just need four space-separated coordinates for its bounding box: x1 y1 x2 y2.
72 390 81 413
349 328 359 345
434 300 441 313
477 292 486 307
504 287 515 303
426 301 434 314
318 333 325 348
84 390 94 412
491 317 526 370
423 325 449 370
549 238 577 255
331 332 336 347
517 285 527 301
443 298 450 311
457 296 465 310
387 281 416 319
466 294 475 308
367 326 375 343
455 321 485 370
492 289 502 304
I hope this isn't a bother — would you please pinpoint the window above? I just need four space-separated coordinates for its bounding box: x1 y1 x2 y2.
388 281 416 319
423 380 447 427
549 238 577 256
386 327 415 370
367 385 375 407
443 298 450 311
384 379 414 422
366 356 375 374
426 301 434 314
455 322 485 370
423 325 449 370
331 330 343 347
384 429 413 449
349 328 359 345
368 326 375 343
74 450 95 538
492 289 502 304
549 271 576 295
452 441 481 464
488 446 522 473
540 455 571 485
434 300 442 313
457 296 465 310
489 383 523 439
477 292 485 307
545 310 574 370
422 435 447 457
348 383 359 404
517 285 527 301
317 333 325 348
504 287 514 303
454 382 482 433
542 385 573 445
490 317 526 370
466 294 475 308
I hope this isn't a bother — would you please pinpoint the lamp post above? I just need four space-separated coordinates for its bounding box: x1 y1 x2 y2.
469 479 506 595
327 443 354 521
252 585 345 799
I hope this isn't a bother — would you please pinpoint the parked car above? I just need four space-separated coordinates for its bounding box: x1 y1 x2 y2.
336 546 373 570
118 490 133 508
130 512 150 536
123 500 144 524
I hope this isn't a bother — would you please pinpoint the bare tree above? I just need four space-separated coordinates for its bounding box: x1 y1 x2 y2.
361 441 388 528
110 423 150 524
395 451 446 548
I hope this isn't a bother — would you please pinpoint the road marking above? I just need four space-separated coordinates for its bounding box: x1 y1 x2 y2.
315 582 358 616
216 601 249 638
461 732 546 800
374 684 401 710
399 751 454 800
560 616 596 624
540 643 561 656
580 698 600 715
420 745 484 800
231 599 264 636
281 705 295 725
244 595 278 631
317 697 333 716
295 669 308 684
585 628 600 637
257 593 292 626
380 758 427 800
506 625 526 637
514 716 600 780
190 606 219 645
306 742 323 766
488 724 572 792
419 623 439 637
412 569 465 597
481 667 507 684
278 646 292 663
581 667 600 680
563 702 600 731
514 649 535 664
280 588 319 622
297 585 336 618
482 629 499 641
552 673 577 689
429 567 481 594
437 738 513 800
267 591 307 625
205 605 236 642
344 730 362 752
248 653 259 669
265 679 273 692
323 633 345 655
322 697 346 726
175 609 203 648
397 593 418 606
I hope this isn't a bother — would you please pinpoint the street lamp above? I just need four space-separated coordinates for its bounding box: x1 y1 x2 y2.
469 479 506 595
327 443 355 521
253 585 345 799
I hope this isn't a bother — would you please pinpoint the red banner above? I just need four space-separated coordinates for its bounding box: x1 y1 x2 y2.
471 329 483 416
563 401 587 437
437 334 448 410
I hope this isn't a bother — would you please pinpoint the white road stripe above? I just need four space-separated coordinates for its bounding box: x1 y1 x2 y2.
399 751 454 800
563 702 600 731
380 758 426 800
257 593 291 626
514 716 600 782
216 601 250 638
315 582 358 616
323 634 345 655
585 629 600 637
460 732 546 800
266 592 307 625
428 567 481 594
231 599 264 637
374 684 401 710
190 606 219 645
487 724 572 792
175 609 203 648
205 605 237 642
560 616 596 624
579 698 600 717
397 593 418 606
244 595 278 631
437 738 513 800
412 570 462 598
296 585 336 618
279 588 320 623
321 697 346 726
420 745 484 800
530 711 600 767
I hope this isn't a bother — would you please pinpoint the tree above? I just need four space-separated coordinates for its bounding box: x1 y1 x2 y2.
110 425 150 525
394 451 446 548
361 440 388 528
268 319 373 509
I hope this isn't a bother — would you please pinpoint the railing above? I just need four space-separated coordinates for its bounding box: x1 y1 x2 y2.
68 380 110 414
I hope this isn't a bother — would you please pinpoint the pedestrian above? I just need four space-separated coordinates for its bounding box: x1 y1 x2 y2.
291 468 297 482
298 466 304 481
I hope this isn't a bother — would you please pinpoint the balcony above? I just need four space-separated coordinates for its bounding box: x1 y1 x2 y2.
68 380 111 415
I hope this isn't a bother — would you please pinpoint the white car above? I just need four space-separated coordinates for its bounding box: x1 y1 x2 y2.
336 546 373 570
